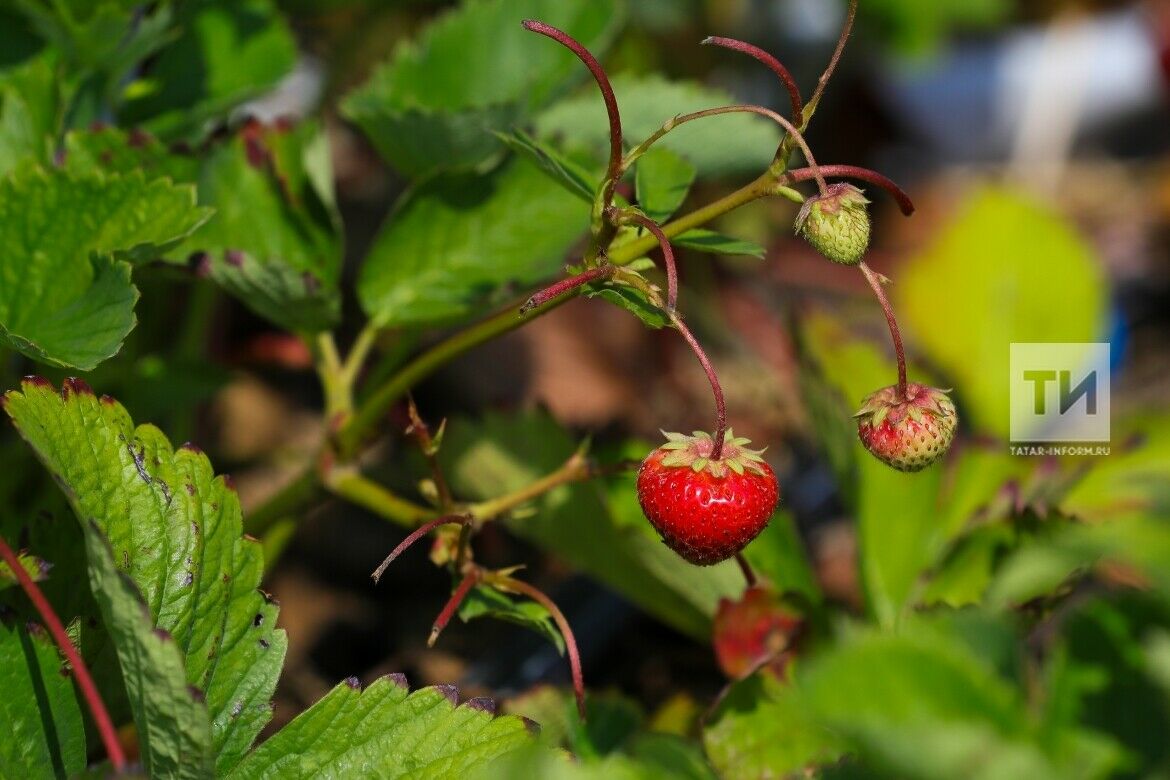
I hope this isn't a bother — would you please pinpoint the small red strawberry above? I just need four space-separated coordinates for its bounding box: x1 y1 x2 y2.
636 430 779 565
855 383 957 472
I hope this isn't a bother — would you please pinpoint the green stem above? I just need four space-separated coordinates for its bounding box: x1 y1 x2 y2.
337 172 775 457
468 449 591 522
314 332 350 422
324 467 433 529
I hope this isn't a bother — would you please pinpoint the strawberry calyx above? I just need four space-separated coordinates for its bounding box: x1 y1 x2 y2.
654 429 769 479
853 382 954 428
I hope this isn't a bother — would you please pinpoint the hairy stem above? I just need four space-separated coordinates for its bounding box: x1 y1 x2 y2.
523 20 622 197
521 264 615 314
405 397 455 511
610 210 679 311
625 106 826 194
325 467 434 529
494 575 587 721
428 570 480 647
468 448 592 522
370 515 469 584
805 0 858 120
314 332 350 423
859 262 907 395
702 36 803 119
0 534 127 772
782 164 915 215
668 310 728 460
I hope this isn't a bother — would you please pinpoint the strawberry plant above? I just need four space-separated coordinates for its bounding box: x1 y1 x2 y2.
1 1 1168 778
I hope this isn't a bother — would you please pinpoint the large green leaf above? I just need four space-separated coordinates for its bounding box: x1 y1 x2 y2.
535 74 781 178
703 673 843 779
228 676 534 779
82 519 214 778
359 156 588 328
795 617 1123 779
897 186 1106 439
176 122 342 332
3 378 287 775
0 619 87 778
341 0 621 177
0 53 60 175
117 0 297 141
440 412 750 639
0 167 210 369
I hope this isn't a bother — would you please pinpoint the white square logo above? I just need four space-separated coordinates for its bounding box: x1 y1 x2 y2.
1010 343 1110 443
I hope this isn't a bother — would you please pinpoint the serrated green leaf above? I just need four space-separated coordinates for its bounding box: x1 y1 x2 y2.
497 129 597 202
81 519 214 778
117 0 297 142
458 585 565 654
228 677 534 779
0 167 210 369
341 0 621 177
439 412 745 639
897 187 1106 438
671 229 764 258
536 74 781 178
634 147 694 223
3 379 287 775
359 156 587 328
0 620 87 777
0 550 49 592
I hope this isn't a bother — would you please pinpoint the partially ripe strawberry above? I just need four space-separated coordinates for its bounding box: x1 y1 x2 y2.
794 183 871 265
636 430 779 565
855 383 957 472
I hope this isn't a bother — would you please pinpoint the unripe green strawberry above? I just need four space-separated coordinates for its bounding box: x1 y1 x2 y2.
636 430 779 565
855 383 957 472
795 183 870 265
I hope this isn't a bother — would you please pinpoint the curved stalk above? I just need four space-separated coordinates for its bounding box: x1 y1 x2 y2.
495 575 587 721
0 535 127 772
428 570 479 647
669 310 728 460
624 105 826 194
783 164 915 216
609 210 679 311
805 0 858 120
371 515 469 584
523 20 622 196
859 262 908 396
702 36 803 119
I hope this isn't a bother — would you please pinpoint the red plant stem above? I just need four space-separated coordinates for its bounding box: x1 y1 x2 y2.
735 552 758 588
859 262 907 395
612 211 679 311
371 515 469 584
783 164 915 216
806 0 858 117
521 264 615 314
669 311 728 460
523 20 622 192
501 577 587 721
629 105 826 194
0 534 127 772
702 36 803 120
428 570 479 647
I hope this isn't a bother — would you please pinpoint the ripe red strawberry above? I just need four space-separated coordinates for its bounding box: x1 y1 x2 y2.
636 430 779 565
855 383 957 472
